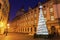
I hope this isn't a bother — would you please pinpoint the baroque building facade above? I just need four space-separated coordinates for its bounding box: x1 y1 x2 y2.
43 0 60 35
10 0 60 36
0 0 9 34
9 5 39 35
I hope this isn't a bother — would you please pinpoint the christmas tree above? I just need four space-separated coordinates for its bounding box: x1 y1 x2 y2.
36 5 48 35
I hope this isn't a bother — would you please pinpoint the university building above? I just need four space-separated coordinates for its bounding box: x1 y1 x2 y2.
10 0 60 35
0 0 9 34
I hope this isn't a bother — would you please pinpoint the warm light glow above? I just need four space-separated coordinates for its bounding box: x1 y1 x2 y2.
7 24 10 29
0 22 4 27
8 26 10 28
7 24 10 26
51 16 54 21
36 5 48 35
50 8 53 12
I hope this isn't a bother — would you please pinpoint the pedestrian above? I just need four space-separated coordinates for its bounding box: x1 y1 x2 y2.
4 28 8 36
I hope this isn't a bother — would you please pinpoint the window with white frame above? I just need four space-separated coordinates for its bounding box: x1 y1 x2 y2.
49 8 53 13
51 16 54 21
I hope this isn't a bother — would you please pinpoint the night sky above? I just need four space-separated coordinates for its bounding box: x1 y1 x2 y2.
9 0 48 21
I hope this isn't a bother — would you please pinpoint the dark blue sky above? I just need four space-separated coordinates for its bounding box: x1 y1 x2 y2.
9 0 48 21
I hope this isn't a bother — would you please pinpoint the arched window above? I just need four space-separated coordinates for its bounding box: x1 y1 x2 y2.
0 3 1 9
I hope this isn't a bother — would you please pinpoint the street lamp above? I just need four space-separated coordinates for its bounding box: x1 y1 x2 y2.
7 24 10 29
7 24 10 26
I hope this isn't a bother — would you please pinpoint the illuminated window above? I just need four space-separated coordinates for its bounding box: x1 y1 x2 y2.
50 8 53 12
43 10 46 14
35 14 37 17
44 18 47 21
51 16 54 21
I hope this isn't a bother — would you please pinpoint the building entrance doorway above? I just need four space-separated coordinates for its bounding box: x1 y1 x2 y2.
51 26 56 35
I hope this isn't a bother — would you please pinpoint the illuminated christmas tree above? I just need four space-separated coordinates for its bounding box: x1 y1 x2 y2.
36 5 48 35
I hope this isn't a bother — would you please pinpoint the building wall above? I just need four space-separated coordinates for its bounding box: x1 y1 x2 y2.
10 0 60 35
0 0 9 34
43 0 60 35
9 6 39 35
